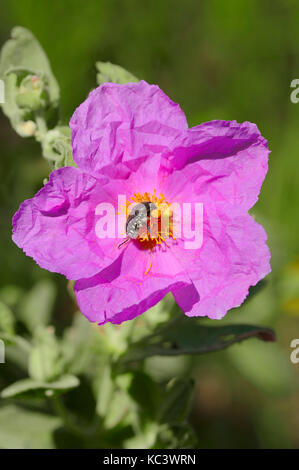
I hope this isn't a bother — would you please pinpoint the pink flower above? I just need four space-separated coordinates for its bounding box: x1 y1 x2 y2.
12 81 271 325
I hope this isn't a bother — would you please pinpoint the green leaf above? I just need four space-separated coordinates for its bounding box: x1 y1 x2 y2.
1 375 79 400
155 423 197 449
0 332 31 353
62 313 93 375
0 284 24 308
0 72 21 132
96 61 139 85
158 378 194 425
96 364 114 418
0 332 31 370
0 405 60 448
18 280 56 332
0 301 15 335
28 327 64 382
128 371 159 418
123 421 160 449
96 367 132 429
121 315 276 363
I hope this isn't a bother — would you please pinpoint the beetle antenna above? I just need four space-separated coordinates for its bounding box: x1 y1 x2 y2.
118 237 130 249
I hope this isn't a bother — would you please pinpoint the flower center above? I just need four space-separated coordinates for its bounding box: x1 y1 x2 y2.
126 190 175 249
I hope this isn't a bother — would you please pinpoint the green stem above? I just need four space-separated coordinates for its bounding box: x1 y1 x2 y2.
50 395 85 438
35 111 48 141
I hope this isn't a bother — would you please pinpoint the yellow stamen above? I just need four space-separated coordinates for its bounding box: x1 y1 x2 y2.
144 260 153 276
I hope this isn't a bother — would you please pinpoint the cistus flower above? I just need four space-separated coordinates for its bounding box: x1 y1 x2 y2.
12 81 271 325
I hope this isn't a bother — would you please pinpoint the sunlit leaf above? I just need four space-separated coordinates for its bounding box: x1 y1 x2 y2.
18 280 56 332
0 405 60 448
96 61 139 85
0 301 15 335
28 327 64 382
62 313 94 375
1 375 79 399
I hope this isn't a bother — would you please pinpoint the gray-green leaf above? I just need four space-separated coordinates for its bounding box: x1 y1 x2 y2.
28 327 64 382
1 375 79 400
18 280 56 333
0 405 61 448
0 301 15 335
96 61 139 85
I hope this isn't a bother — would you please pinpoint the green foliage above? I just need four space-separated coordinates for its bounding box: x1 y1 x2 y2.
0 301 15 335
0 26 59 101
0 279 275 449
0 27 74 168
1 375 79 399
96 61 139 85
158 378 194 425
121 316 275 364
0 27 59 135
28 327 65 382
18 280 56 333
0 405 61 449
0 27 141 172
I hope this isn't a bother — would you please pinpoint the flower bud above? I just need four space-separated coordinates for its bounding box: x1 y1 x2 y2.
16 74 48 111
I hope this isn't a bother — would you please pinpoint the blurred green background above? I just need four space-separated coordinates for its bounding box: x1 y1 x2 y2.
0 0 299 449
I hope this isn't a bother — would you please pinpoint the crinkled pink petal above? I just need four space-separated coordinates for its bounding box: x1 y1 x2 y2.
70 80 187 180
161 120 270 212
171 212 271 319
12 167 126 280
74 241 193 324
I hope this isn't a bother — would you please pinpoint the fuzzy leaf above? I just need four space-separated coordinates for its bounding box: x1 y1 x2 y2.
28 327 63 382
0 301 15 335
18 280 56 333
0 405 60 448
96 61 138 85
1 375 79 399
